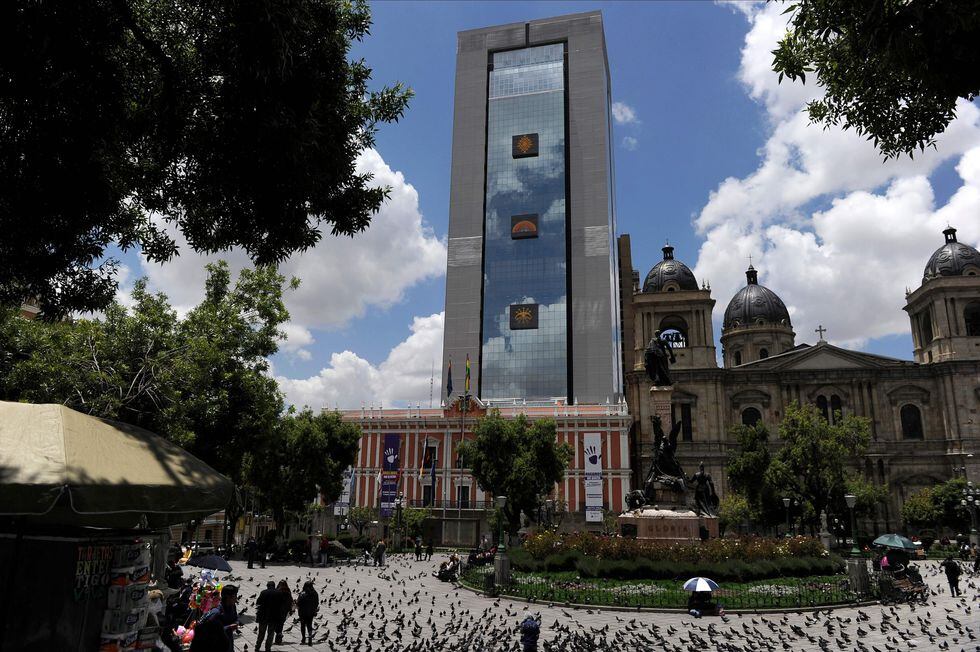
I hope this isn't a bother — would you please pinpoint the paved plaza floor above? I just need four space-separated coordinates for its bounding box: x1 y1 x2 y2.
212 554 978 652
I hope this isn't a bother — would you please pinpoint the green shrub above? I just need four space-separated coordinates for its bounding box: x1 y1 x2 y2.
543 550 580 572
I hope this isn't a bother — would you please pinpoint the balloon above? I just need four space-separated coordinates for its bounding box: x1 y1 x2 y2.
176 626 186 636
182 630 194 643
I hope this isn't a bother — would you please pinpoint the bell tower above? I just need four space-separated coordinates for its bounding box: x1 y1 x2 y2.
904 226 980 363
629 244 717 371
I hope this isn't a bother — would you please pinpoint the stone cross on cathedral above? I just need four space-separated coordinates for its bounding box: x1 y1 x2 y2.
815 324 827 341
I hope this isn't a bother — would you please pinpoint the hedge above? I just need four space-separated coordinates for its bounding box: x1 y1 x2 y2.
507 547 843 582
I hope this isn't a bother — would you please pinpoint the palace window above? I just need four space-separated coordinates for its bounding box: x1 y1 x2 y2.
817 395 829 421
900 404 924 440
759 348 769 359
733 351 742 366
741 407 762 427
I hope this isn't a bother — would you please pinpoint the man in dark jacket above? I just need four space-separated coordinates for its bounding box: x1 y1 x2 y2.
519 615 540 651
245 537 258 569
296 580 319 646
255 581 278 651
941 556 962 596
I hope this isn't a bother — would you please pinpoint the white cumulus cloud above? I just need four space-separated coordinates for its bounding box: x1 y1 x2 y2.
135 148 447 356
277 312 444 409
612 101 639 125
622 136 639 151
692 2 980 351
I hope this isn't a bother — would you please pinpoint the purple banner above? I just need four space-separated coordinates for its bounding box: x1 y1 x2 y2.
380 433 401 518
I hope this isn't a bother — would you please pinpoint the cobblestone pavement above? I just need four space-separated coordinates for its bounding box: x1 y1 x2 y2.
210 554 979 652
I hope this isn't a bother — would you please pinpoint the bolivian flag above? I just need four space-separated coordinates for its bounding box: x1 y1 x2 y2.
464 355 471 393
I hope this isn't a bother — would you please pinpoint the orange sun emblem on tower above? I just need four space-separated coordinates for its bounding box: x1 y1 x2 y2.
516 135 534 154
513 307 534 324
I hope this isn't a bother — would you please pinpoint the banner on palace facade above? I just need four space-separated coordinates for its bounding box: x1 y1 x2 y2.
380 434 401 518
583 432 603 523
334 467 353 516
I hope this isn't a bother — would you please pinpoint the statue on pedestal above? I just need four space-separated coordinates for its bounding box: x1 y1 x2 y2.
625 415 686 509
644 330 676 387
688 462 719 517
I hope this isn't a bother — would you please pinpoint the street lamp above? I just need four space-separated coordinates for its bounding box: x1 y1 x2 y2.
395 492 404 552
782 497 791 538
844 493 860 556
495 495 508 551
961 482 978 545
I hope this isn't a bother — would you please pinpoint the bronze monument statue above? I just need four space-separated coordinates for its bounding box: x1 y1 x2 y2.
644 330 676 386
625 414 687 509
689 461 719 517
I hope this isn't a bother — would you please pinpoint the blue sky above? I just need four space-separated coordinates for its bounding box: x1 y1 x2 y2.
120 1 980 408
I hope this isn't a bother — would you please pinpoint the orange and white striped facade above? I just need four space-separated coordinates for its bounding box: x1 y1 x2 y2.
337 401 632 519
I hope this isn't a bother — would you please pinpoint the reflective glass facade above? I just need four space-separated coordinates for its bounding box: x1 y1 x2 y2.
480 44 568 400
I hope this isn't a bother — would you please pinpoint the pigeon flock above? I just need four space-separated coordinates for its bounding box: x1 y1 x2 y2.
214 555 978 652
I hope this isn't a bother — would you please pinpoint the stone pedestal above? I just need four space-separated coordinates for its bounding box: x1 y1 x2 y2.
494 552 511 586
618 507 718 542
649 385 673 424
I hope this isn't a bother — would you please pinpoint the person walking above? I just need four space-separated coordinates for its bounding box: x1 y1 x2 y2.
274 580 294 644
296 580 319 646
374 539 386 567
941 556 962 596
425 541 433 561
415 539 423 561
245 537 257 569
254 581 278 652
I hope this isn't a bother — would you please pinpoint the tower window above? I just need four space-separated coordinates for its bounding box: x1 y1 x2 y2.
759 348 769 359
741 407 762 427
733 351 742 366
921 311 933 343
965 302 980 336
900 404 924 440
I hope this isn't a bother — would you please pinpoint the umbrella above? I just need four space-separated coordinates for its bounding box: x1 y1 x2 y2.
186 554 233 572
0 401 234 529
872 534 918 551
683 577 719 592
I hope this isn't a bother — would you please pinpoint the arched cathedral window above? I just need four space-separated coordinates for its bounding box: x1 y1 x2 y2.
900 404 924 440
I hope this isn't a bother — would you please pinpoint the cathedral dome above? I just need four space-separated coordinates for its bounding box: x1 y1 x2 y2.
923 226 980 282
723 266 791 330
643 245 699 292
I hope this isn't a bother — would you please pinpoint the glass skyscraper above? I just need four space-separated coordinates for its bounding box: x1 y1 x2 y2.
443 12 621 404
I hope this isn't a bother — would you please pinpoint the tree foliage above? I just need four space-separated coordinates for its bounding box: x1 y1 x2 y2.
247 409 360 527
459 411 572 535
0 261 360 534
772 0 980 159
726 422 784 527
348 506 377 537
0 0 412 316
765 402 879 529
718 492 753 534
902 477 970 532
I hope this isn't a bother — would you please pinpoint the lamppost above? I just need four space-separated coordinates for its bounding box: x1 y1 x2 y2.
962 482 979 546
782 497 791 538
844 493 860 556
394 492 404 552
493 495 510 586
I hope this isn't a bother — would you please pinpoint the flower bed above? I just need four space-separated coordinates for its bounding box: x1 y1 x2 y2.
523 531 827 563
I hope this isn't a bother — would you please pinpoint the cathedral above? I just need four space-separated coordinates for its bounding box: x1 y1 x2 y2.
618 226 980 533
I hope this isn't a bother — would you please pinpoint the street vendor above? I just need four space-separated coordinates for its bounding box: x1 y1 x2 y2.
190 584 239 651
